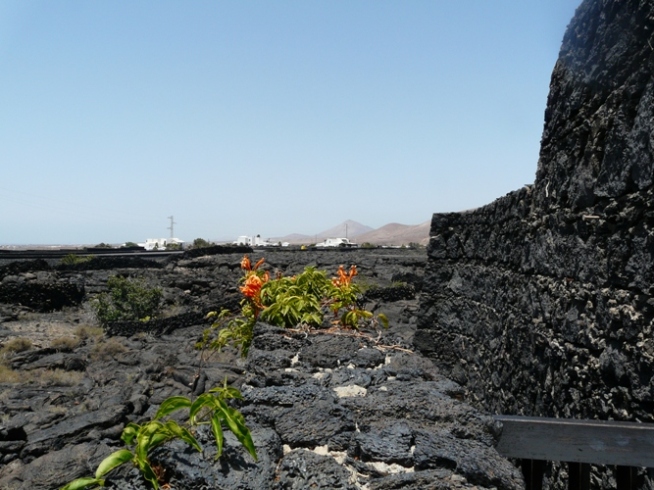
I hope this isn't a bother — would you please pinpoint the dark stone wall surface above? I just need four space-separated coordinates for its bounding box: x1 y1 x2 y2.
416 0 654 424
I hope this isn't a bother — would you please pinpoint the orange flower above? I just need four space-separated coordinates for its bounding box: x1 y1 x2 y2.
240 274 264 299
240 255 265 271
240 270 269 306
332 265 357 287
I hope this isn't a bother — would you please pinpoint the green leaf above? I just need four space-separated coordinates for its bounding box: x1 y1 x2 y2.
95 449 133 478
190 393 216 424
121 422 140 445
211 412 224 459
154 396 192 420
208 384 242 400
164 420 202 453
148 431 172 451
136 421 164 462
377 313 389 329
216 402 257 461
139 459 160 490
60 477 105 490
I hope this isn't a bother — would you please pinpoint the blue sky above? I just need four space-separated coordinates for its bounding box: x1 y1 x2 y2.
1 1 580 245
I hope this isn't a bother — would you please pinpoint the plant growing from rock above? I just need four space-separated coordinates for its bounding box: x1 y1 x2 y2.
61 382 256 490
89 337 129 361
259 266 330 328
0 336 32 355
60 254 94 266
200 255 268 356
191 237 212 249
92 276 163 326
188 380 257 460
50 336 81 351
200 255 388 356
73 324 104 341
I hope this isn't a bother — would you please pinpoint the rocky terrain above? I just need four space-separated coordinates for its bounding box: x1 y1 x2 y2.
0 247 522 490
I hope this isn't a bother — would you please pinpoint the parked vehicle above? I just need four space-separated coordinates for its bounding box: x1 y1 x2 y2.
314 237 357 248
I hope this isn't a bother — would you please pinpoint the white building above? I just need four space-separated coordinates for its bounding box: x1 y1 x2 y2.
139 238 185 251
234 235 288 247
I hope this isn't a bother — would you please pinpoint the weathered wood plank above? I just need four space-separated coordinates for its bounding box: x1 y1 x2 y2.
495 416 654 467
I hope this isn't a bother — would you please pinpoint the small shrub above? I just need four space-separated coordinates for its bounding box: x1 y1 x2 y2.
60 254 94 266
200 256 388 357
90 338 128 361
190 238 212 249
259 267 331 328
62 382 256 490
1 337 33 355
0 365 22 383
50 336 81 351
74 325 104 341
35 369 85 387
92 276 163 325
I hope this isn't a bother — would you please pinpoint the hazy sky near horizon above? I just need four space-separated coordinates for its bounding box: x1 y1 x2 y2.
1 1 580 245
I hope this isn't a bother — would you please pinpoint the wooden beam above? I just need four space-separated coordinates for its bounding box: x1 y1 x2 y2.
495 416 654 467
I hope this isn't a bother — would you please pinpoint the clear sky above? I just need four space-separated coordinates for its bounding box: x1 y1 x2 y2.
1 0 581 246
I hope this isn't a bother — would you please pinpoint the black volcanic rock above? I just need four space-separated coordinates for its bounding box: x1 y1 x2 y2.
0 247 525 490
416 1 654 487
534 0 654 211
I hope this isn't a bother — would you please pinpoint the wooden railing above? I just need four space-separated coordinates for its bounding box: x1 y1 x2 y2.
494 416 654 490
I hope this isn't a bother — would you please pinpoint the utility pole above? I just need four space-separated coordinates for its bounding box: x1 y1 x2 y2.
167 216 176 238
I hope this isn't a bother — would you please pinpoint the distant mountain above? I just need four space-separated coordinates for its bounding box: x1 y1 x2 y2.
316 220 373 239
274 233 311 243
273 219 430 246
355 221 430 246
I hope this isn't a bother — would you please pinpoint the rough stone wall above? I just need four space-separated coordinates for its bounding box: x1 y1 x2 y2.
416 0 654 423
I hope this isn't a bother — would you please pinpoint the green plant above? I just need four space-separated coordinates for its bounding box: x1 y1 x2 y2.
191 238 212 249
200 256 388 356
201 309 256 356
61 419 200 490
92 276 163 325
259 267 331 328
60 254 94 266
188 381 257 460
61 382 256 490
